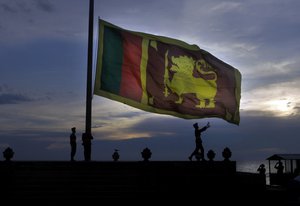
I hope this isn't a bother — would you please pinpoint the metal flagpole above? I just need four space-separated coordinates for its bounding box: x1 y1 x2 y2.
84 0 94 161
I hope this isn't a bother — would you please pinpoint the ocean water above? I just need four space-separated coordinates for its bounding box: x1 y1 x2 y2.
237 160 270 185
236 160 265 173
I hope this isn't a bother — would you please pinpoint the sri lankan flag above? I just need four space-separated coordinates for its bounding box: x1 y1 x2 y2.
94 19 241 125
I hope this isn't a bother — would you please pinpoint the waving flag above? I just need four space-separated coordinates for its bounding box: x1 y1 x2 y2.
94 19 241 125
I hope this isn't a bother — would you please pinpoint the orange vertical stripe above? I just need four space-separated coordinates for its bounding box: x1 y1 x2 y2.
120 32 143 102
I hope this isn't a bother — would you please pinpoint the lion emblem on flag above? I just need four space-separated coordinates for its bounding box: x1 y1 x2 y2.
163 52 217 108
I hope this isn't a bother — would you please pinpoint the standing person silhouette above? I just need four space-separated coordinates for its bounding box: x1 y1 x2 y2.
257 164 266 185
275 160 284 185
70 127 77 161
189 122 210 161
257 164 266 175
275 160 284 175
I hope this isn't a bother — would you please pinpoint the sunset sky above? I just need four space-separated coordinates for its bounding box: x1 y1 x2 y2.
1 0 300 162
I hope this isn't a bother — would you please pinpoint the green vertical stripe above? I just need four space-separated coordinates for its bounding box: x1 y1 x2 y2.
101 27 123 94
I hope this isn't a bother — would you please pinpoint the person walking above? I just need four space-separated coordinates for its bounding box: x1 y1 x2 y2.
70 127 77 161
189 122 210 161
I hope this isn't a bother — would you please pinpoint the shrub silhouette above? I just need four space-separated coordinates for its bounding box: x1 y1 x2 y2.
222 147 232 161
207 149 216 161
141 147 152 161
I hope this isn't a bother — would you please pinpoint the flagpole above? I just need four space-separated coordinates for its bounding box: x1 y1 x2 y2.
85 0 93 141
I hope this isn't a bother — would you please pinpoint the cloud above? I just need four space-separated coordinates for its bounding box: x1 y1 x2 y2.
243 59 299 79
0 1 32 14
256 147 285 154
180 0 300 68
209 1 241 13
0 93 32 104
0 0 55 14
0 2 16 13
241 78 300 117
92 112 155 140
46 142 68 150
0 0 87 44
0 143 10 150
0 84 34 104
0 91 86 132
34 0 55 13
92 97 179 141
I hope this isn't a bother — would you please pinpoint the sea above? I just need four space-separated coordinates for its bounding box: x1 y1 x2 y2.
236 160 270 185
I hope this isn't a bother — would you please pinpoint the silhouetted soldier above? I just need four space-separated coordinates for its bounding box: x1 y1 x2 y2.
275 160 284 175
70 127 77 161
82 132 93 161
257 164 266 185
189 122 210 161
275 160 284 185
257 164 266 175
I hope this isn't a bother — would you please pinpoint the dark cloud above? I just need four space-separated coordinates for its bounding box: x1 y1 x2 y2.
0 93 32 104
0 1 32 13
0 3 16 13
16 1 32 13
0 84 33 104
34 0 55 13
0 84 12 93
0 0 55 14
0 0 32 14
293 106 300 115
